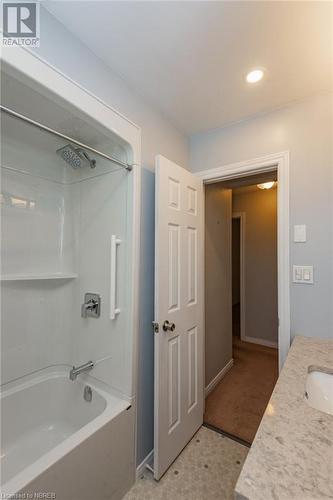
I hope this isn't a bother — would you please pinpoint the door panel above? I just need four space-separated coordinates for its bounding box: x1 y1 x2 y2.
187 227 197 305
168 335 181 431
154 155 204 480
187 326 198 412
168 223 180 311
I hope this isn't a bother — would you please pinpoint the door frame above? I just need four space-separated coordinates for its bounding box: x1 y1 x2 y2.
232 212 246 343
196 151 290 370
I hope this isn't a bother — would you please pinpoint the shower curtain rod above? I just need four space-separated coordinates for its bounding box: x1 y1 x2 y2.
0 104 133 171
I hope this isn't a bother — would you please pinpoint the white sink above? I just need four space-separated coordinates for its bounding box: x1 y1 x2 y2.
305 368 333 415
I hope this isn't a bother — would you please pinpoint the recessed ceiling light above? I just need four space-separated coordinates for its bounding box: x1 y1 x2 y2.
246 69 264 84
257 182 275 190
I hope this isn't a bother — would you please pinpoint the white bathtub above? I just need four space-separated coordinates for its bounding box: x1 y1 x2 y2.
1 367 135 499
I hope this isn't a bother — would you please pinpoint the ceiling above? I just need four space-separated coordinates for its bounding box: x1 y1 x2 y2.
221 171 277 192
44 1 332 135
232 184 277 195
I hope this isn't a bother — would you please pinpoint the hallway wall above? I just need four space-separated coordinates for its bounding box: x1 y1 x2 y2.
232 218 241 306
233 187 278 346
205 184 232 386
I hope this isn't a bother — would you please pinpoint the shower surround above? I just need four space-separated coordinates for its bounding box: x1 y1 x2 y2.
1 48 140 500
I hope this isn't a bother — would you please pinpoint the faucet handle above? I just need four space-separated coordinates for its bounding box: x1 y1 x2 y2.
81 293 101 318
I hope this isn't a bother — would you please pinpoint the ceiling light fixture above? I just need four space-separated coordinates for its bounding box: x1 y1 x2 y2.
246 69 264 84
257 182 275 190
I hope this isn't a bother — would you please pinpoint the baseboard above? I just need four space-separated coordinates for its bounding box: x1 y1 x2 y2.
136 449 154 479
205 359 234 397
242 335 278 349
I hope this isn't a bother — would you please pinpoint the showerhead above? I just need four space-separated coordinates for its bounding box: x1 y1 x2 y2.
56 144 96 169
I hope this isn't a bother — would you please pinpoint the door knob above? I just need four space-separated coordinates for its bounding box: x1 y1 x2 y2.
163 320 176 332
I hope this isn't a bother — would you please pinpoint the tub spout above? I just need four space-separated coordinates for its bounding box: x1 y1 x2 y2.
70 361 94 381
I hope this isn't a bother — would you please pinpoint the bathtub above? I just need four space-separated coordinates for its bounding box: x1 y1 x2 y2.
0 367 136 500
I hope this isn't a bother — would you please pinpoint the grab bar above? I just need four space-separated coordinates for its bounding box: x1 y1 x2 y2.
110 235 121 320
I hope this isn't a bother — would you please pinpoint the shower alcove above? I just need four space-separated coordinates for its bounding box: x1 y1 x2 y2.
1 47 141 499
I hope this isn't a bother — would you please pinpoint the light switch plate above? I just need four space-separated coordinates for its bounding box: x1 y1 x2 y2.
293 265 313 284
294 225 306 242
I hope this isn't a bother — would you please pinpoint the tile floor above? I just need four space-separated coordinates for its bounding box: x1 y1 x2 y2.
124 426 249 500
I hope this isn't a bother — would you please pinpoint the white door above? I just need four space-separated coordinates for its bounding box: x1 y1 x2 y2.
154 155 204 480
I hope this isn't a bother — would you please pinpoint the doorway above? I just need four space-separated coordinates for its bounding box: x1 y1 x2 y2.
203 172 279 445
153 152 290 477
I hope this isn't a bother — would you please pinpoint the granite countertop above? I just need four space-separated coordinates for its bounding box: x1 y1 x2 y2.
235 336 333 500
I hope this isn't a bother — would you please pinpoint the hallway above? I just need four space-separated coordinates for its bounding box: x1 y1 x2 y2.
204 336 278 444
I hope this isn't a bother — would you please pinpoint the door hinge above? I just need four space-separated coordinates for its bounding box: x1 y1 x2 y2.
152 321 159 333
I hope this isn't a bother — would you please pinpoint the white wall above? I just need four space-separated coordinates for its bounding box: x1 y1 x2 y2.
190 93 333 341
29 7 190 467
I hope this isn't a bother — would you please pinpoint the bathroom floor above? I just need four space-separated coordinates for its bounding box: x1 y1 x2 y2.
124 426 248 500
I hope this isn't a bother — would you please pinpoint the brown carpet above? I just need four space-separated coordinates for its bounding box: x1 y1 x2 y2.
204 337 278 444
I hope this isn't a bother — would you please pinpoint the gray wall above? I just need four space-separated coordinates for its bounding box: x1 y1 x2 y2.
233 188 278 345
32 7 189 466
190 93 333 342
232 218 240 306
136 168 155 466
205 184 232 386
